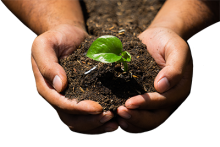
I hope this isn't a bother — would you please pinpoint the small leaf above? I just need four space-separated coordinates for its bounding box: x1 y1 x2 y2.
86 35 123 63
121 51 131 62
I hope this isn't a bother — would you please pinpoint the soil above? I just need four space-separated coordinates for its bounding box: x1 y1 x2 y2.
60 0 164 112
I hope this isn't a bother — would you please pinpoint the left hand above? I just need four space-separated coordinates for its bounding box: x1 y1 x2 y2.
117 27 193 133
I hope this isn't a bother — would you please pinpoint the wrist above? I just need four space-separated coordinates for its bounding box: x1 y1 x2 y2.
57 23 88 37
148 20 185 39
46 20 87 35
36 18 87 35
147 0 218 41
6 0 87 35
147 3 190 40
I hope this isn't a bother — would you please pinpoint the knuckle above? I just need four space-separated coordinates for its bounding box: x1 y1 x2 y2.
177 70 183 77
39 64 54 82
172 67 183 78
33 35 49 45
31 35 51 54
40 64 49 78
32 36 44 50
168 67 183 87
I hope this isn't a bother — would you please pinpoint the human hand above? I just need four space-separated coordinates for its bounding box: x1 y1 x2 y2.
117 27 193 133
31 24 118 134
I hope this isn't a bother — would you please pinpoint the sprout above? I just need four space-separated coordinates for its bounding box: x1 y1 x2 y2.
86 35 131 71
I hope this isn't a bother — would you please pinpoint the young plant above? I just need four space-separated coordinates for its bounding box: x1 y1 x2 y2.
86 35 131 71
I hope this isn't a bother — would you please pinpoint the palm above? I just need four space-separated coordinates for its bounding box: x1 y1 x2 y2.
45 24 87 59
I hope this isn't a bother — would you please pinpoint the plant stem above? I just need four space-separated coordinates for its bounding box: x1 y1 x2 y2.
122 61 128 72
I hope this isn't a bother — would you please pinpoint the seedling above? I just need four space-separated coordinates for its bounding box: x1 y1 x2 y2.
86 35 131 71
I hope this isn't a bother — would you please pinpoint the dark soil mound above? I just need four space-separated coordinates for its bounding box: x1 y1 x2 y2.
60 0 163 112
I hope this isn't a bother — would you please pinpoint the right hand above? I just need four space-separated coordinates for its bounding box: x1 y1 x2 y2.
31 24 118 134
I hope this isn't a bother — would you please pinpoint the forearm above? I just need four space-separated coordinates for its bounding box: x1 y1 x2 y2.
149 0 219 40
2 0 85 35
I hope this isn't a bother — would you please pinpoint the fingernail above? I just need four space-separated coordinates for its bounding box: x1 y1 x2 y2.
157 77 170 93
100 113 114 124
53 75 62 92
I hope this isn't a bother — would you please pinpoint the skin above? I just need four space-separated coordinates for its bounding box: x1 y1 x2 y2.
117 0 219 133
2 0 219 133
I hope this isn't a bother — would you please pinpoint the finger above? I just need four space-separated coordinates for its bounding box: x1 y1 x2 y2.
32 57 103 114
154 37 192 93
57 110 116 133
83 121 119 134
117 106 171 132
125 92 166 110
117 117 144 133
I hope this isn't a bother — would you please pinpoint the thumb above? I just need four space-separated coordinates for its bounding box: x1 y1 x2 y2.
51 64 67 93
154 39 191 93
155 66 183 93
31 36 67 93
53 75 65 93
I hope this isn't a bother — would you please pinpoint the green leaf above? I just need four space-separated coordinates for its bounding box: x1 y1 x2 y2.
91 53 122 63
121 51 131 62
86 35 123 63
